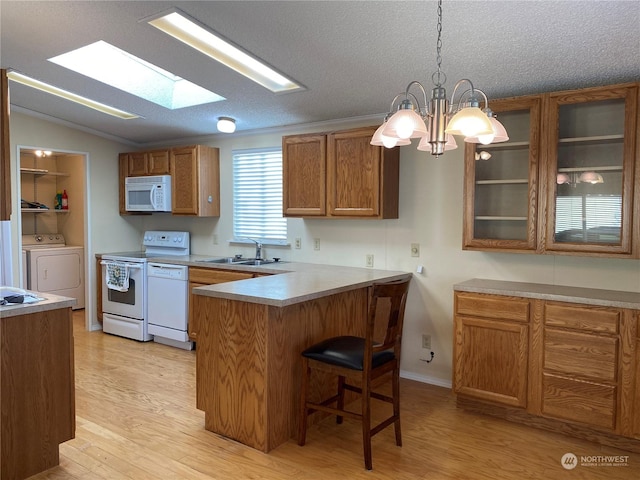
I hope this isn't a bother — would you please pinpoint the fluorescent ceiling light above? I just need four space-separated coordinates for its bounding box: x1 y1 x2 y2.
49 41 224 109
6 71 140 119
146 9 303 93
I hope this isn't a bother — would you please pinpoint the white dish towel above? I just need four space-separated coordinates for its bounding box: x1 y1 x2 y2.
105 261 130 292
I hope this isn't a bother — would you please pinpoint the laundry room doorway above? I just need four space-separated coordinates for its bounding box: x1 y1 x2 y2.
18 146 90 329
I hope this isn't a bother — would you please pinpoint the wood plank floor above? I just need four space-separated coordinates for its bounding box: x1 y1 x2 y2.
29 311 639 479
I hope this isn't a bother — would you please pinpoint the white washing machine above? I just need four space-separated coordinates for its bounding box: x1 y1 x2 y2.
22 234 85 310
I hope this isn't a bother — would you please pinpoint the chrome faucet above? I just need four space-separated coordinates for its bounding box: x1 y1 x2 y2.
246 238 263 260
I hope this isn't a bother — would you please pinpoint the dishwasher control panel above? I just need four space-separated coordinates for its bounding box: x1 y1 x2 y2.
147 263 188 280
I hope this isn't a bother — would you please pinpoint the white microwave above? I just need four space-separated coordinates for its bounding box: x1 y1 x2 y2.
125 175 172 212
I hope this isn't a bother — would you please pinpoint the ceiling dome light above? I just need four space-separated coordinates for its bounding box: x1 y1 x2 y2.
217 117 236 133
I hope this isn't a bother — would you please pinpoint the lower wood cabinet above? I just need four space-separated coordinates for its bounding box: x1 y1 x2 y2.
454 283 640 451
454 292 529 407
633 311 640 439
187 267 254 342
538 303 620 430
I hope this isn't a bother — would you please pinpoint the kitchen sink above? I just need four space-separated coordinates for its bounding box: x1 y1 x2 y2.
236 259 275 266
196 257 238 264
195 257 279 266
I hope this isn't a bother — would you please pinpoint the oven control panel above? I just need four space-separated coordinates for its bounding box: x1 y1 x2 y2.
143 231 190 256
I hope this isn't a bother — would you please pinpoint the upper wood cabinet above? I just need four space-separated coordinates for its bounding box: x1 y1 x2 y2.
283 126 399 219
542 85 638 256
119 145 220 216
463 82 639 257
282 134 326 216
170 145 220 217
122 149 170 177
463 96 542 251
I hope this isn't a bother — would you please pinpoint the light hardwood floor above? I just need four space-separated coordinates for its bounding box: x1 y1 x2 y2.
30 311 639 479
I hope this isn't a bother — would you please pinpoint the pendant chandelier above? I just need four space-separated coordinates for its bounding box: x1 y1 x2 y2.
371 0 508 157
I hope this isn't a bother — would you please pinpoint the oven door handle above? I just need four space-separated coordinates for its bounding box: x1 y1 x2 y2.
100 261 144 269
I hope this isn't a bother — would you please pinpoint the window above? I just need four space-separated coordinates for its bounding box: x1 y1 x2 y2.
233 148 287 243
555 194 622 243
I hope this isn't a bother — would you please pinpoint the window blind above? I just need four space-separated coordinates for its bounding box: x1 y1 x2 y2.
555 194 622 242
232 148 287 243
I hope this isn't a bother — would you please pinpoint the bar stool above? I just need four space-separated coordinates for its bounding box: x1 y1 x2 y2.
298 277 411 470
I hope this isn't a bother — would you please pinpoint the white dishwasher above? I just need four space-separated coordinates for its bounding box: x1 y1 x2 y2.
147 263 193 350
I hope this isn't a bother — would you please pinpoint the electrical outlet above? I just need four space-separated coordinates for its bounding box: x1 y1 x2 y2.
212 234 218 245
314 238 321 250
411 243 420 257
422 334 431 350
365 254 374 268
294 237 302 249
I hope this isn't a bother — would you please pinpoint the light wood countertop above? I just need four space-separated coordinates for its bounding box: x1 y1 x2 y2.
95 253 411 307
454 278 640 309
0 290 76 318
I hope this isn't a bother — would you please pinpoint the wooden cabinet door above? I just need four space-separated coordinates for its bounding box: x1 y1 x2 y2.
630 312 640 439
147 149 170 175
454 315 529 407
118 153 128 215
327 126 382 217
170 146 220 217
127 152 148 176
463 95 541 252
171 146 199 215
543 84 638 256
282 134 326 216
454 291 530 408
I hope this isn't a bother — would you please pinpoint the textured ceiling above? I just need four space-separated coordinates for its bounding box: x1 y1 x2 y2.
1 0 639 147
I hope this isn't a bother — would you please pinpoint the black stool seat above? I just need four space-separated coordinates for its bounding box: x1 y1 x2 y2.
302 336 395 370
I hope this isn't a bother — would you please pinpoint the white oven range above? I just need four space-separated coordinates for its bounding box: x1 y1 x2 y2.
101 231 189 341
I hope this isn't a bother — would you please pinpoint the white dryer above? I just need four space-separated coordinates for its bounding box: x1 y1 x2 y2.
22 234 85 310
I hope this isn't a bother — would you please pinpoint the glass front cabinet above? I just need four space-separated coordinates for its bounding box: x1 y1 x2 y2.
463 83 639 257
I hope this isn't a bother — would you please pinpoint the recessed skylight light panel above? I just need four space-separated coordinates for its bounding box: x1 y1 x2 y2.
48 40 225 109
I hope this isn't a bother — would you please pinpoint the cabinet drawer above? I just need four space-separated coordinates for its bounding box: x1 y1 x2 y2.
189 267 253 284
544 302 620 334
544 329 618 382
542 373 616 429
455 292 529 323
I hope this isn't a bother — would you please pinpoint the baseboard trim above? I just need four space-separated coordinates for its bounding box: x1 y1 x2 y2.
400 370 452 389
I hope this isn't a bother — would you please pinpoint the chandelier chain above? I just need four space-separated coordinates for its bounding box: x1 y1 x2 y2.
434 0 444 86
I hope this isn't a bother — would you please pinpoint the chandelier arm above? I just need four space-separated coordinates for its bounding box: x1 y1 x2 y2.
448 79 476 113
404 81 429 111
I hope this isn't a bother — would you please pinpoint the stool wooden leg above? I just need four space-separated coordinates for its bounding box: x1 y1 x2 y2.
336 375 345 424
298 357 310 446
392 367 402 447
362 376 372 470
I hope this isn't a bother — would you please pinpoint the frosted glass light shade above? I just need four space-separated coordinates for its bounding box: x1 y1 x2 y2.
579 172 604 184
217 117 236 133
371 123 411 148
445 106 493 137
382 109 428 139
465 116 509 144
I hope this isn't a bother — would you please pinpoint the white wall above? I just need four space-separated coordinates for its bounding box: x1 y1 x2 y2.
10 112 640 387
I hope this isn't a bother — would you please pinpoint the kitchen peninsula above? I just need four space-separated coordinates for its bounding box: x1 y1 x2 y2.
0 291 76 480
189 261 411 452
